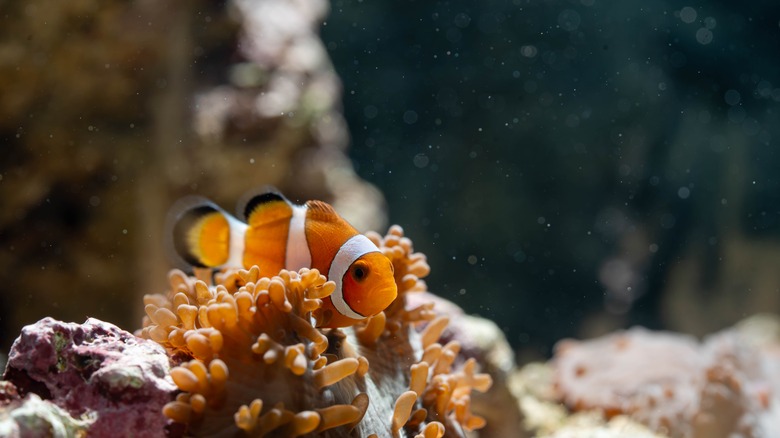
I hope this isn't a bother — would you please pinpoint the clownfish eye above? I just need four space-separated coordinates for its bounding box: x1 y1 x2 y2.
352 264 369 281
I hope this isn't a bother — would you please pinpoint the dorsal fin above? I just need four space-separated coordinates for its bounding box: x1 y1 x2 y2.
241 192 294 274
243 192 290 224
170 199 231 268
305 200 338 218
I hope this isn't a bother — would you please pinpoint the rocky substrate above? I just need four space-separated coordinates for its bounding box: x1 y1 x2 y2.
513 314 780 438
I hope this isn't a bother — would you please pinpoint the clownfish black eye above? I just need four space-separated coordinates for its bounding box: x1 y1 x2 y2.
352 265 369 281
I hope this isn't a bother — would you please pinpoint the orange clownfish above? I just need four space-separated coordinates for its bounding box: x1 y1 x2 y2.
170 192 397 328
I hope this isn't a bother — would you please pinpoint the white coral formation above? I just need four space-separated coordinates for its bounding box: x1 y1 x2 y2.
139 226 491 437
550 325 780 438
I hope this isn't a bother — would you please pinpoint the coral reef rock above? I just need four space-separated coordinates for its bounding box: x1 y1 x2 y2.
0 393 93 438
139 225 492 437
548 320 780 438
2 317 177 438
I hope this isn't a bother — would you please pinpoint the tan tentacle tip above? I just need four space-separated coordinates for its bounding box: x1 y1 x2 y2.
357 356 369 377
268 278 293 312
148 326 169 344
307 281 336 300
388 224 404 236
421 316 449 350
284 345 308 376
234 399 264 432
190 394 206 414
256 406 292 435
416 421 445 438
406 408 427 429
238 266 261 284
410 362 429 396
209 359 229 391
144 303 159 321
316 404 361 432
348 393 369 431
313 358 359 390
185 332 214 360
168 268 189 287
355 312 386 346
391 390 419 432
473 373 493 392
170 367 201 393
163 401 192 424
194 280 213 303
283 411 320 437
176 304 198 330
167 329 186 348
421 343 442 365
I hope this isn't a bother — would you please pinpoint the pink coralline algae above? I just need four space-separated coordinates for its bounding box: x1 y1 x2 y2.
553 326 780 438
2 317 177 437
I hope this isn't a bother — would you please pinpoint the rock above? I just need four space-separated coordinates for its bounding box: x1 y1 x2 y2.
2 317 176 438
0 394 92 438
549 323 780 437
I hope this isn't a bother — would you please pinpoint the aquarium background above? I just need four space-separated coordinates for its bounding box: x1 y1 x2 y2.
2 0 780 359
324 0 780 356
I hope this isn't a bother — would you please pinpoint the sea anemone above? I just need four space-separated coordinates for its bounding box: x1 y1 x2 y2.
139 225 492 437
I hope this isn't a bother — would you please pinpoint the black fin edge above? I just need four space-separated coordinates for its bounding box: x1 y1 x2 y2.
169 201 220 268
242 191 288 222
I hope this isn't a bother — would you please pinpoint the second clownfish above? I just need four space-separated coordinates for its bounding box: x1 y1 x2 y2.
171 191 397 328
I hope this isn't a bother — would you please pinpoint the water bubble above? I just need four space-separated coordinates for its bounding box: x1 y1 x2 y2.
453 13 471 28
677 187 691 199
520 45 538 58
696 28 713 45
680 7 697 24
364 105 378 119
724 89 741 106
558 9 581 31
403 110 418 124
413 153 430 168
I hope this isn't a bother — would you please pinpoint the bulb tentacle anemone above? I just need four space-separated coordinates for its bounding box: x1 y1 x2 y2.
140 226 491 437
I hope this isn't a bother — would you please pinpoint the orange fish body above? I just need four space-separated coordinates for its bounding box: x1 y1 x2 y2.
172 192 397 328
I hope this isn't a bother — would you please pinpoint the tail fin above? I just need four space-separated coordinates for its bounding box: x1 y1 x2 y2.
169 197 233 268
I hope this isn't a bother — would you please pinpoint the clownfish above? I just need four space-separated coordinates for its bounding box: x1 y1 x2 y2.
170 191 397 328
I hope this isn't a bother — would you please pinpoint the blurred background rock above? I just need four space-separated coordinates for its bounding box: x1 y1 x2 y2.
0 0 385 350
2 0 780 364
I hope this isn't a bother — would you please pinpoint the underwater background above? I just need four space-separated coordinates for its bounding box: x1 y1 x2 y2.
2 0 780 363
325 0 780 357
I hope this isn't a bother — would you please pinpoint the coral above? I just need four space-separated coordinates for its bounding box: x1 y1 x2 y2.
1 318 177 437
0 393 93 438
139 225 492 437
550 325 780 438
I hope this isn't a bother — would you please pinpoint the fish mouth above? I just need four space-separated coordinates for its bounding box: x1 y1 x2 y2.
356 286 398 317
381 285 399 305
